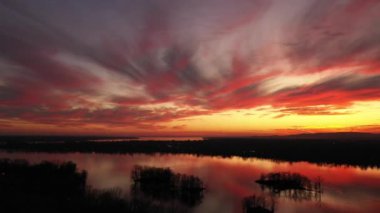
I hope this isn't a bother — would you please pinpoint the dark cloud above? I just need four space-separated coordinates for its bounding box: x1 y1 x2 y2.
285 0 380 71
286 74 380 97
273 105 351 118
0 85 19 101
0 0 270 84
0 104 210 129
271 73 380 108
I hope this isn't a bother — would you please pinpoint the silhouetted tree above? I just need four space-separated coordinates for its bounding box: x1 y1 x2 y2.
0 159 198 213
242 194 275 213
256 172 322 201
131 165 205 206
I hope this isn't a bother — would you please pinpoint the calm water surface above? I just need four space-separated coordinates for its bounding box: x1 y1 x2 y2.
0 151 379 213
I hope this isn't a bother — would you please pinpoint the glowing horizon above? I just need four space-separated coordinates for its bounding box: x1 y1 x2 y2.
0 0 380 136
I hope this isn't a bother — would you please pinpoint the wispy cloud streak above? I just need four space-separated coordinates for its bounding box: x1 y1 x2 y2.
0 0 379 133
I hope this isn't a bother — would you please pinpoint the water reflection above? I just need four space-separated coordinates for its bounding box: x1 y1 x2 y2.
242 194 275 213
0 152 379 213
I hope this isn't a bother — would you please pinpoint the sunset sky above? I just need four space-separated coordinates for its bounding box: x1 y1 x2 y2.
0 0 380 136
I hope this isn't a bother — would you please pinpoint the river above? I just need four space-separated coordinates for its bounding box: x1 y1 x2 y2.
0 151 379 213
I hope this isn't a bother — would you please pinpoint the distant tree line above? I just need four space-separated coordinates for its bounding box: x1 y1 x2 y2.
1 137 379 168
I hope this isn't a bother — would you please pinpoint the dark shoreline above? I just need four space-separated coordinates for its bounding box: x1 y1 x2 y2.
1 136 379 168
0 159 203 213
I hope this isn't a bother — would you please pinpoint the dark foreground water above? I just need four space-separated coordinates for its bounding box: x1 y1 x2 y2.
0 151 379 213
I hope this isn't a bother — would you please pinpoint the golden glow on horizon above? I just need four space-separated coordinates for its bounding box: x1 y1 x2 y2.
165 101 380 135
2 101 380 136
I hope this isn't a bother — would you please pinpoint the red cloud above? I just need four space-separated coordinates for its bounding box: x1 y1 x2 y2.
0 0 380 134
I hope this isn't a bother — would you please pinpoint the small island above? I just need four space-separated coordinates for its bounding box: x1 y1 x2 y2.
131 166 205 206
256 172 322 201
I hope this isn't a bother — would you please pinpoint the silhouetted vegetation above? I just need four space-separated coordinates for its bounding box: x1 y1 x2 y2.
0 159 202 213
131 165 205 207
1 134 380 168
256 172 322 201
0 159 87 202
242 194 275 213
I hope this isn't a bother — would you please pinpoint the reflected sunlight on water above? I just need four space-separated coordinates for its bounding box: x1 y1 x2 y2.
0 152 379 213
